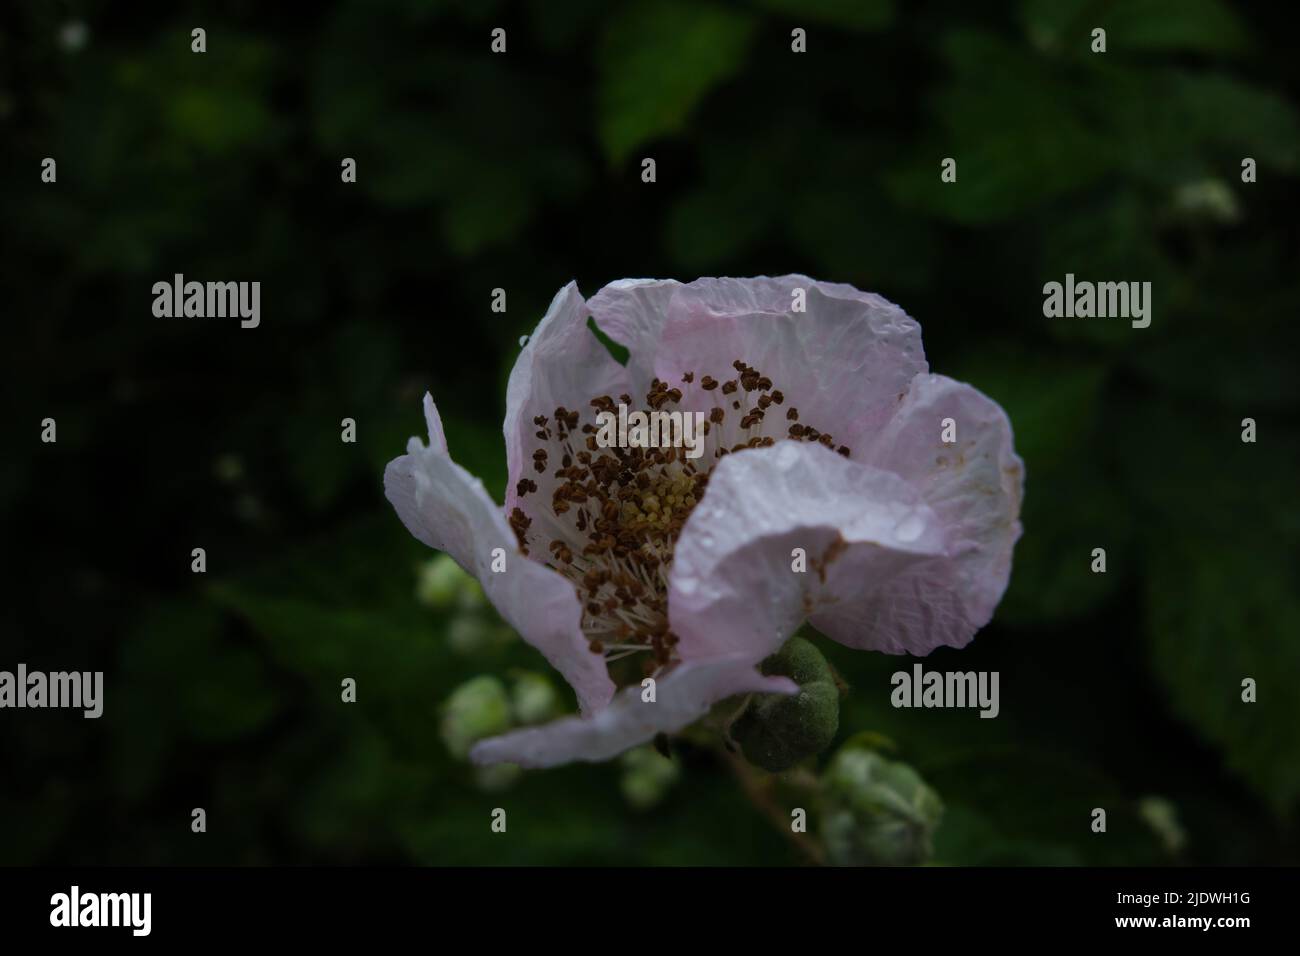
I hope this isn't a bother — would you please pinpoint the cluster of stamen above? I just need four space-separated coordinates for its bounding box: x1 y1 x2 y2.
508 360 847 679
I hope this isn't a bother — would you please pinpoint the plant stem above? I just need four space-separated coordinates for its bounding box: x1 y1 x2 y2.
718 747 826 866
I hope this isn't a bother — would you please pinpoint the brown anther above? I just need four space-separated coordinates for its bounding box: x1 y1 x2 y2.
786 407 799 421
721 380 738 395
701 376 718 391
508 507 532 550
682 372 695 384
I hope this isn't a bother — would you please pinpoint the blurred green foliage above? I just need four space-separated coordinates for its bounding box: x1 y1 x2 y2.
2 0 1297 865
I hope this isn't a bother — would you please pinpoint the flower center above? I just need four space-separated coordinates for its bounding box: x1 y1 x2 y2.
510 360 848 679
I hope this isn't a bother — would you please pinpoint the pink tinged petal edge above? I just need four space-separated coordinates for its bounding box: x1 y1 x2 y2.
840 373 1024 652
586 276 929 452
384 395 615 715
502 281 630 517
668 440 951 665
469 655 798 768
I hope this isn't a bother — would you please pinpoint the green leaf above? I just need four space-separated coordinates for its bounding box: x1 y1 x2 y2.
1038 191 1179 349
927 750 1166 865
1018 0 1094 53
111 601 280 797
886 31 1119 224
1147 539 1300 816
1020 0 1249 56
748 0 893 31
1116 401 1300 814
1106 0 1250 55
953 346 1124 625
598 1 757 164
1104 70 1300 175
311 5 589 253
208 586 439 701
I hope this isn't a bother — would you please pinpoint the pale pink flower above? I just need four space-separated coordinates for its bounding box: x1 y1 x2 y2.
385 277 1023 768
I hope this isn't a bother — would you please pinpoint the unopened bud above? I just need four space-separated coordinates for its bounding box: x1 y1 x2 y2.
416 553 483 609
510 671 560 725
620 746 681 810
440 676 511 759
820 746 942 866
731 635 839 772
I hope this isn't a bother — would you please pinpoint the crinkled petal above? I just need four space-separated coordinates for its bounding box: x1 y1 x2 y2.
503 281 630 516
469 655 797 768
669 441 950 663
587 275 928 450
839 373 1023 651
385 395 614 714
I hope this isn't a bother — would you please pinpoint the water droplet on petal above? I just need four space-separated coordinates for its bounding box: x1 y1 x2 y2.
894 511 926 543
677 576 698 596
518 335 529 347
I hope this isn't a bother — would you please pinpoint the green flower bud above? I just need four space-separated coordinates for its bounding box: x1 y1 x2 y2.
1138 796 1186 855
730 636 839 772
446 615 510 655
820 746 943 866
1173 178 1239 224
416 554 476 609
510 671 560 725
474 762 523 792
619 746 681 811
440 675 511 759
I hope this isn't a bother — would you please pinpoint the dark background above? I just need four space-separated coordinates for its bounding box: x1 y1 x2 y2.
2 0 1297 865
